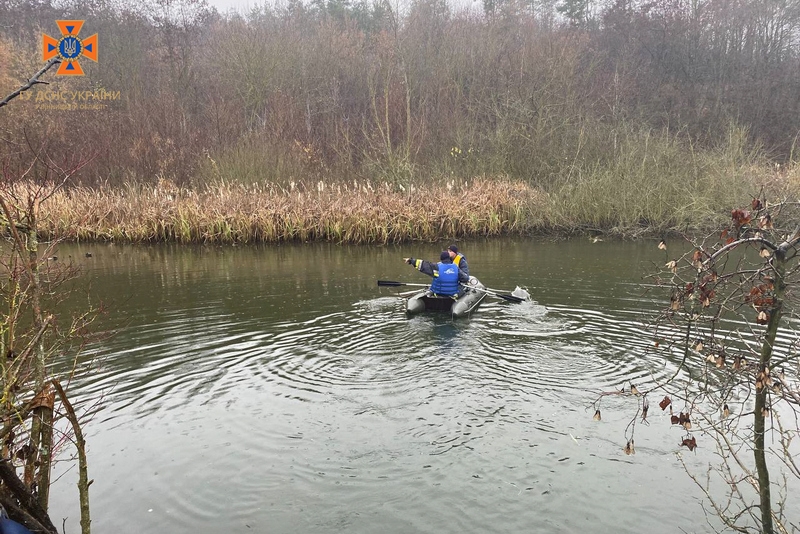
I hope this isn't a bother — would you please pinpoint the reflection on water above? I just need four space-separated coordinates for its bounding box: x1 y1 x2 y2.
47 239 750 533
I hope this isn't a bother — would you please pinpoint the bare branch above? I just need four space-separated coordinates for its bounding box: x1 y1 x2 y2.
0 58 61 110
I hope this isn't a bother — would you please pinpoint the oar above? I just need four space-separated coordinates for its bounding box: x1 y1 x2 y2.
464 284 526 303
377 280 430 288
377 281 430 298
486 285 531 302
380 280 526 303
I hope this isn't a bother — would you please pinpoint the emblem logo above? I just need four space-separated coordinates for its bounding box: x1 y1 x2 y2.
42 20 98 76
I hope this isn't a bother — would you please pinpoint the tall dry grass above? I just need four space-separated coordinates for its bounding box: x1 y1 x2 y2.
30 153 797 244
37 178 547 244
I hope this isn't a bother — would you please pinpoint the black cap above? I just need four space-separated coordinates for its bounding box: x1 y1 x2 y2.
440 251 451 262
448 244 458 253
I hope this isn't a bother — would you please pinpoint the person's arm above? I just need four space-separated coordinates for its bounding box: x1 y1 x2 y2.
457 267 470 283
459 257 470 277
403 257 436 277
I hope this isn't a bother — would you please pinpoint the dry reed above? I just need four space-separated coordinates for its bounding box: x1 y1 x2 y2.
36 177 548 244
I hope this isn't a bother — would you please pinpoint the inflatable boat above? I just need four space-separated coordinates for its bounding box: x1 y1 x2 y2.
405 276 487 318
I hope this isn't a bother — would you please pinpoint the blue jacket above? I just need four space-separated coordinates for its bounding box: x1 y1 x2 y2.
408 258 470 289
0 510 33 534
430 261 460 296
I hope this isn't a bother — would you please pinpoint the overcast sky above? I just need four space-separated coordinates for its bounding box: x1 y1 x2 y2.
205 0 483 16
210 0 260 14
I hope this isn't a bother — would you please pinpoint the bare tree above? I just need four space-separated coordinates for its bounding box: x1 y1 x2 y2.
596 197 800 533
1 71 95 534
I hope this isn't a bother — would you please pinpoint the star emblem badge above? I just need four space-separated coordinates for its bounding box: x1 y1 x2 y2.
42 20 98 76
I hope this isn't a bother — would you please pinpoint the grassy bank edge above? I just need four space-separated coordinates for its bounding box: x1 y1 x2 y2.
26 165 799 245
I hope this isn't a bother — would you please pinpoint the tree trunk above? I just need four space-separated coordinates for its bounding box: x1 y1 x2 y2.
755 247 785 534
20 209 54 511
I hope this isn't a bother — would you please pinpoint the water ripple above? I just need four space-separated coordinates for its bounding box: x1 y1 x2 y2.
78 293 679 425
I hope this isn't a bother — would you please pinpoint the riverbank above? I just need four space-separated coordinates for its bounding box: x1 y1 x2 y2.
34 164 798 244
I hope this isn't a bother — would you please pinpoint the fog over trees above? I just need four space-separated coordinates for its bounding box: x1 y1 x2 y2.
0 0 798 187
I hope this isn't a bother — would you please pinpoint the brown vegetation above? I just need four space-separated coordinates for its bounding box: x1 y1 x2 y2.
1 0 799 239
37 177 545 243
25 162 796 244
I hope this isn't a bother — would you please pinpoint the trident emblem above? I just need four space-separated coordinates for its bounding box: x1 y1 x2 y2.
62 37 78 57
42 20 98 76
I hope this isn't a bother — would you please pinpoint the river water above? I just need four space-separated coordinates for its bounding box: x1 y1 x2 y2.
42 238 788 533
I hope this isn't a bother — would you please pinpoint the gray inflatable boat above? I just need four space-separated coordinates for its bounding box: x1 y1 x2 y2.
405 276 487 318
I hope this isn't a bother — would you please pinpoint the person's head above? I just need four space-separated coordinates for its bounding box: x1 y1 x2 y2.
440 251 452 263
448 244 458 259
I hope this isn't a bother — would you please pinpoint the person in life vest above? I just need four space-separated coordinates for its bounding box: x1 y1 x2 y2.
447 244 469 277
404 251 469 297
